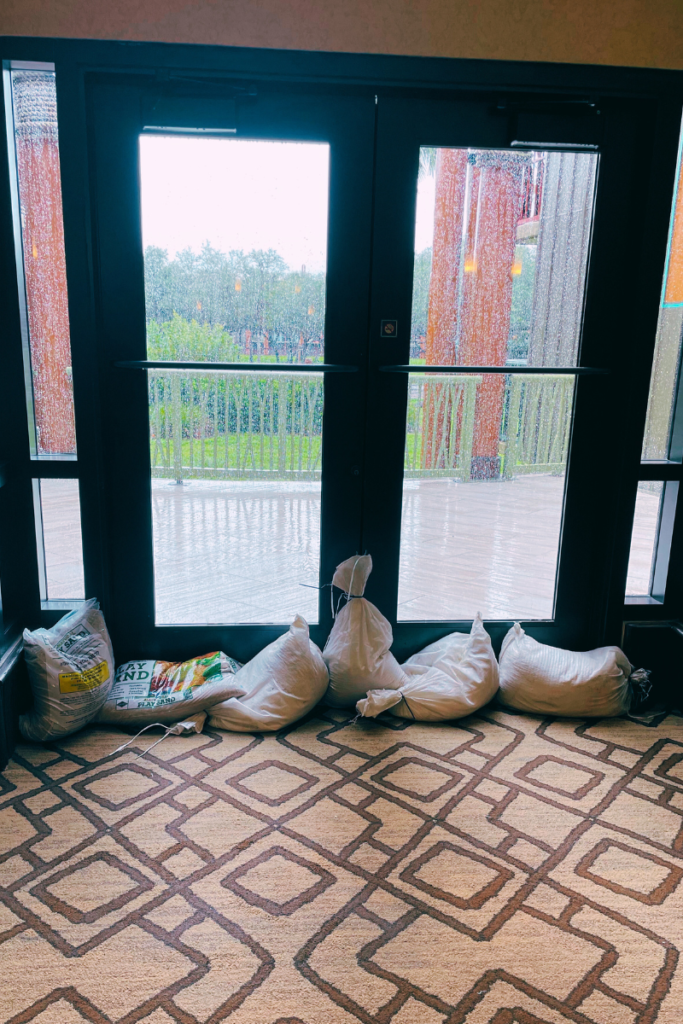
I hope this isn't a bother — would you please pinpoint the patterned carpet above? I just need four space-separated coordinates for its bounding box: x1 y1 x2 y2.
1 709 683 1024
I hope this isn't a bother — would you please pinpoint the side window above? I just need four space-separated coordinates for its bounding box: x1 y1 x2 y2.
4 62 85 607
626 117 683 601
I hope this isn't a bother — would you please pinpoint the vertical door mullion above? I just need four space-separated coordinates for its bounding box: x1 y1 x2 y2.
360 98 422 619
56 65 110 615
89 81 155 657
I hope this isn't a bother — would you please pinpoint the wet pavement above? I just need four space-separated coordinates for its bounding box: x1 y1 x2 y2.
40 476 659 623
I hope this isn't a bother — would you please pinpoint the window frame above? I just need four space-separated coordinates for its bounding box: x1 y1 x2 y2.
0 37 682 659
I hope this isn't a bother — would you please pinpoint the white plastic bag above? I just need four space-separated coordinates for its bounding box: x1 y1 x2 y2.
357 613 499 720
98 651 244 727
499 623 632 718
21 600 115 742
323 555 407 707
208 615 328 732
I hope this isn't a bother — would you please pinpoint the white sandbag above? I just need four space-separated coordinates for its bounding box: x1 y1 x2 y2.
208 615 328 732
499 623 633 718
98 651 244 727
21 600 115 742
323 555 407 707
357 613 499 720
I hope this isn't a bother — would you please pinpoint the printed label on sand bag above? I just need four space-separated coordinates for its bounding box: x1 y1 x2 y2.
108 652 237 712
59 660 110 693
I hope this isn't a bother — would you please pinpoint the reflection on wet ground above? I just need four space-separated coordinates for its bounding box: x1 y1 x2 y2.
42 477 659 622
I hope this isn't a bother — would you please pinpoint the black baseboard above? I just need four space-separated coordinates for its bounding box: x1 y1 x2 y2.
0 638 27 771
622 621 683 711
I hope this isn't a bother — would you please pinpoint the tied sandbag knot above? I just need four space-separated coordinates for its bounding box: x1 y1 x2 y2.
398 691 417 720
629 667 652 705
330 554 368 619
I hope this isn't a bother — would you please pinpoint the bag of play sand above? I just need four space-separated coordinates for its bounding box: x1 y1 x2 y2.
21 599 115 742
97 650 244 727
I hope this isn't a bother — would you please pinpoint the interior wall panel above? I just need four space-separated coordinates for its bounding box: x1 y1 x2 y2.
1 0 682 71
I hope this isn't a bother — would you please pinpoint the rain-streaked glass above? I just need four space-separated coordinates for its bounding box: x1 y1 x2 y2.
139 136 329 624
399 371 575 620
410 147 597 369
626 482 664 596
400 147 597 620
35 479 85 600
642 121 683 461
9 70 76 457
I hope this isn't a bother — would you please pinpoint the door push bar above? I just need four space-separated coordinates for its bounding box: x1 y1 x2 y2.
379 365 609 375
114 360 358 373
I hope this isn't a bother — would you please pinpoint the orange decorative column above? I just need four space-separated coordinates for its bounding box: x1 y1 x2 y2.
425 148 468 365
458 152 525 479
13 71 76 455
424 149 468 467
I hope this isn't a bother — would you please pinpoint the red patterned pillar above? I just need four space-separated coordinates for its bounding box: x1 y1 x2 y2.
13 71 75 455
459 153 524 478
424 149 468 468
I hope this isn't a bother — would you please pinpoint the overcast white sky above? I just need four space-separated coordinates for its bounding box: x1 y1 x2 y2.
139 135 435 273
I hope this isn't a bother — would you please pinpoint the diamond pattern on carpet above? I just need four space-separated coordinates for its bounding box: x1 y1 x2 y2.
2 710 683 1023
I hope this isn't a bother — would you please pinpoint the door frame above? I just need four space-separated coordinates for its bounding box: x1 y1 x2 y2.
85 75 376 661
1 37 681 662
362 92 676 658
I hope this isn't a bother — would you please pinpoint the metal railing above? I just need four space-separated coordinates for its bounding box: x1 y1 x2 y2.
404 373 573 481
502 374 574 478
404 375 480 479
148 370 574 483
149 371 324 481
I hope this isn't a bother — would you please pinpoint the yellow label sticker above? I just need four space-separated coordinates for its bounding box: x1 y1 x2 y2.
59 661 110 694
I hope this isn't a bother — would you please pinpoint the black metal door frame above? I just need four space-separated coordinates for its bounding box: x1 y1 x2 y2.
86 76 376 661
1 37 682 667
362 92 681 657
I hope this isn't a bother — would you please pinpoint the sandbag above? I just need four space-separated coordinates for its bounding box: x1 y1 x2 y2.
357 613 499 720
499 623 633 718
98 651 244 727
21 600 115 742
208 615 328 732
323 555 407 707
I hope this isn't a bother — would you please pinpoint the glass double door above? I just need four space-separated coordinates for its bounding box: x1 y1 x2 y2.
89 78 631 661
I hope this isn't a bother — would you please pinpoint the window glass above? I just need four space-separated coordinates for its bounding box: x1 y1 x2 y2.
642 120 683 461
8 68 76 456
140 135 329 624
34 479 85 600
400 371 574 620
399 147 597 620
410 147 597 369
141 135 328 365
625 482 664 596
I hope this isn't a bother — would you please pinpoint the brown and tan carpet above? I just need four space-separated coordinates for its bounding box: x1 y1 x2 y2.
1 708 683 1024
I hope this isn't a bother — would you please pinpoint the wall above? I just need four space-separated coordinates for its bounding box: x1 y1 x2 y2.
1 0 682 71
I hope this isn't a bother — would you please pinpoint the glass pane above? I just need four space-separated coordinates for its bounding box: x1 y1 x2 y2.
35 479 85 600
140 136 328 365
411 147 597 370
8 69 76 456
626 482 664 596
401 146 596 621
140 136 329 624
642 120 683 460
399 372 574 620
